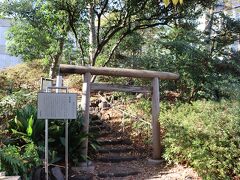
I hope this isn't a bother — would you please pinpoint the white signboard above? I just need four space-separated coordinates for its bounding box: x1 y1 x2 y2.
37 93 77 119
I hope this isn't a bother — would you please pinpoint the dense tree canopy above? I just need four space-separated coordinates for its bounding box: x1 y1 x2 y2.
1 0 70 77
105 1 240 101
0 0 217 78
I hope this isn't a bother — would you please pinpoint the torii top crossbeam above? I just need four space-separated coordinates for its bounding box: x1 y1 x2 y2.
59 64 179 80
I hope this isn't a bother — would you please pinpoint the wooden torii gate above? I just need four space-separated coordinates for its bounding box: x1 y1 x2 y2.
60 64 179 161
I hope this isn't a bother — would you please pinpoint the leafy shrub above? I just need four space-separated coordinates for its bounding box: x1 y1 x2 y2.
161 100 240 179
64 74 82 89
0 105 43 178
7 104 44 145
128 99 152 140
46 113 87 165
6 104 88 165
0 144 25 174
117 98 152 148
0 90 37 122
0 143 41 178
0 61 47 92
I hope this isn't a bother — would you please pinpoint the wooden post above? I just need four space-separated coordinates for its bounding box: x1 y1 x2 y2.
81 72 91 161
151 77 161 159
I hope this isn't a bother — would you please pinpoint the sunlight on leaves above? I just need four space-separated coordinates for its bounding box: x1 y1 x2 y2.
163 0 184 7
163 0 170 7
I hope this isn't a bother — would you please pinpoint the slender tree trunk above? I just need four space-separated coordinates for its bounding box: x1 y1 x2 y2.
204 6 214 53
49 38 65 79
49 58 58 79
88 2 97 66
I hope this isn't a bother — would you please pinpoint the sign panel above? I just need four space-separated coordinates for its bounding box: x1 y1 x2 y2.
40 78 53 92
37 93 77 119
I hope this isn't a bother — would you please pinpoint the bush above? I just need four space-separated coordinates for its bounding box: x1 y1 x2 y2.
0 143 41 178
0 90 37 121
64 74 82 89
0 61 47 92
7 104 44 145
127 99 152 144
161 100 240 179
5 104 88 165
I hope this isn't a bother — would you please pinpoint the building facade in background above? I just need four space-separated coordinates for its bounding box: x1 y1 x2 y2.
0 19 21 70
225 0 240 51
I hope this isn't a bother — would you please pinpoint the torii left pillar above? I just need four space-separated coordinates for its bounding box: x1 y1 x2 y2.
81 72 91 161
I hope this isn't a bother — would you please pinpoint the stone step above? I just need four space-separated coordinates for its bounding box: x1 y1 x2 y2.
97 130 113 137
0 176 21 180
89 114 100 121
97 171 139 178
69 174 93 180
90 120 103 126
97 139 132 146
97 156 137 163
97 146 134 153
89 125 110 132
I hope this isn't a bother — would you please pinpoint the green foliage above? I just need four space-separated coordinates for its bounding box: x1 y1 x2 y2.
0 61 47 92
0 0 217 68
0 143 41 178
139 13 240 101
0 145 26 175
6 21 51 61
116 97 152 145
64 74 83 89
0 91 37 121
95 4 240 102
161 100 240 179
128 99 152 143
6 104 89 164
46 111 91 165
1 105 43 178
7 104 44 145
1 0 72 77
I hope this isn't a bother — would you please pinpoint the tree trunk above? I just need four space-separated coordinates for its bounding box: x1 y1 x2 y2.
49 58 58 79
49 38 65 79
88 2 97 66
204 6 214 53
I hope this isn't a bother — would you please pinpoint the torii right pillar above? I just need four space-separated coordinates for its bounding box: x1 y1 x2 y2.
151 77 161 160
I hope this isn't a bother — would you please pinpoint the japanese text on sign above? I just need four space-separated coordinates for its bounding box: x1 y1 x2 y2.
37 93 77 119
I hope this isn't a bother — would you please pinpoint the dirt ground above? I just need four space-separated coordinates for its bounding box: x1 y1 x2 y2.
93 160 201 180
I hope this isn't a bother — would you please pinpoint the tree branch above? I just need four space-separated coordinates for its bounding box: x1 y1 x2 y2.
96 0 109 45
103 31 130 67
65 2 85 64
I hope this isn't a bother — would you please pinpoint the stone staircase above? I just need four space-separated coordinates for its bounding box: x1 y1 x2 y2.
90 113 141 179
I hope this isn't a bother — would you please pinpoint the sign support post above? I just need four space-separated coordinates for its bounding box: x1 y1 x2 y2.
45 118 48 180
45 86 49 180
65 119 68 180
